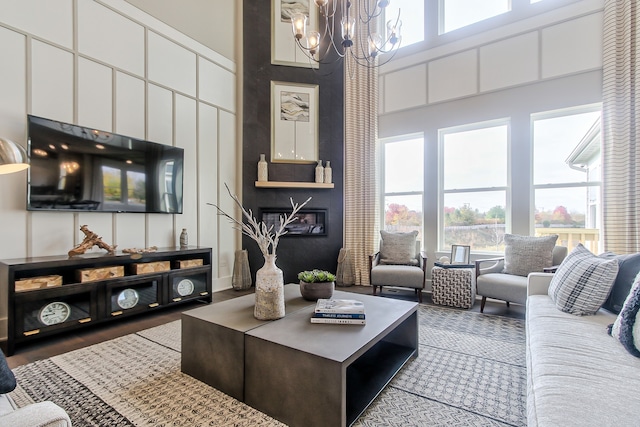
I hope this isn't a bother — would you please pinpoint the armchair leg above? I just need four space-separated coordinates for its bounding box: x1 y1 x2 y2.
506 301 510 308
373 285 378 296
480 296 487 313
417 289 422 303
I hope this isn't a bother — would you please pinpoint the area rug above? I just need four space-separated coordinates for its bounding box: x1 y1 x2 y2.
10 304 526 427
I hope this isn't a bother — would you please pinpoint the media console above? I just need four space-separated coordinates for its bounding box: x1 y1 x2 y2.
1 246 212 355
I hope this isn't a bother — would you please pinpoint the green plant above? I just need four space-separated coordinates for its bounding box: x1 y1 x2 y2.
298 269 336 283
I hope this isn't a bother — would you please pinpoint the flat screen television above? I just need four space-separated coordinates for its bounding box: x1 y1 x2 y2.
27 115 184 213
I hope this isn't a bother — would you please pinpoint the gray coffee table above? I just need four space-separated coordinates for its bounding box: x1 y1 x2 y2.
182 285 418 427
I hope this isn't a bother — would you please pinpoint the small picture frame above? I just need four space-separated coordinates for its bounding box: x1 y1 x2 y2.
451 245 470 265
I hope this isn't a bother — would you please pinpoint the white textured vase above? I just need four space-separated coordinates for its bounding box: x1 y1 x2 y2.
324 161 332 184
254 254 285 320
257 153 268 182
315 160 324 183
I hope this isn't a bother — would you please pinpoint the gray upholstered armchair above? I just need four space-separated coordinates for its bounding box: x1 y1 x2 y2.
475 243 567 312
369 231 427 303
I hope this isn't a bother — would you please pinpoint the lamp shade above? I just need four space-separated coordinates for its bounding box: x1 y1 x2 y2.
0 138 29 175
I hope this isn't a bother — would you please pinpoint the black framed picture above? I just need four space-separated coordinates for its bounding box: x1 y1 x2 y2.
260 208 327 237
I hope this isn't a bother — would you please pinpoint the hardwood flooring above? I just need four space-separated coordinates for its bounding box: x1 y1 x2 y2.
5 285 524 369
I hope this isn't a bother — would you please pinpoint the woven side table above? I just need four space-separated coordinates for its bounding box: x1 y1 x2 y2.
431 266 476 309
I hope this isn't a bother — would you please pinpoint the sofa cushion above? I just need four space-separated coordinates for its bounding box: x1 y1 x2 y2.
0 352 16 394
548 244 619 315
600 252 640 314
379 230 418 265
503 234 558 277
609 272 640 357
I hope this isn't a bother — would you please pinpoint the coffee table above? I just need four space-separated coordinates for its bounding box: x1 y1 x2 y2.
181 285 418 427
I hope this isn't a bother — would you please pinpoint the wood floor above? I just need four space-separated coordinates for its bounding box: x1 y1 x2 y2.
5 285 524 369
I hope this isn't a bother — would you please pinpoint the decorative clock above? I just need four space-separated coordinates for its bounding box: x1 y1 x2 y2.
117 288 139 309
39 301 71 326
176 278 195 297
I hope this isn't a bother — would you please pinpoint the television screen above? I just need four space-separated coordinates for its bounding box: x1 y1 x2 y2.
27 115 184 213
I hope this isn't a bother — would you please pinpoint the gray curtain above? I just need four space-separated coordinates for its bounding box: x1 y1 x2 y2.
602 0 640 253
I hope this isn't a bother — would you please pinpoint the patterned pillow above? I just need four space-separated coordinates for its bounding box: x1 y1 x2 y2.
379 230 418 265
548 244 619 315
609 272 640 357
502 234 558 277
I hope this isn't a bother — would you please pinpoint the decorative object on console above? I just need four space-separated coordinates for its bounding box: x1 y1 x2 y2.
257 154 268 182
180 228 188 248
298 269 336 301
122 246 158 254
77 265 124 282
548 243 619 315
15 275 62 292
608 271 640 357
132 261 170 274
232 249 252 291
68 225 117 257
324 160 332 184
210 184 311 320
0 137 29 174
315 159 324 183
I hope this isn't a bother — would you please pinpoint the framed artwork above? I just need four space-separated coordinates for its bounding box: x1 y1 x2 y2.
271 81 319 164
271 0 319 68
451 245 471 265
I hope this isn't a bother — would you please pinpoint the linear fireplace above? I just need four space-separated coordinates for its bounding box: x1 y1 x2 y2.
260 208 327 236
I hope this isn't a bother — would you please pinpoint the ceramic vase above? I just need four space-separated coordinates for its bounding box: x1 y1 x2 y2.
315 160 324 183
324 161 332 184
254 254 285 320
258 154 268 182
232 249 252 290
179 228 188 248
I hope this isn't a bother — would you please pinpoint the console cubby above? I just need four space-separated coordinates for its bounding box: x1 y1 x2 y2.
1 247 212 355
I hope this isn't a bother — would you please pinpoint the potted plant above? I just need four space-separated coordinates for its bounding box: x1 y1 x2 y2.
298 269 336 301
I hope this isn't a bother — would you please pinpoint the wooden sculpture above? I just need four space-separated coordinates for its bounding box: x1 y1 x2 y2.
68 225 117 257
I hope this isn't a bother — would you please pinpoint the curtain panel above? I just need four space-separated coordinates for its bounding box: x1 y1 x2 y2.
602 0 640 254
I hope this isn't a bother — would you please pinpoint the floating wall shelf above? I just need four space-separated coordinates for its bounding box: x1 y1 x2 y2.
254 181 334 189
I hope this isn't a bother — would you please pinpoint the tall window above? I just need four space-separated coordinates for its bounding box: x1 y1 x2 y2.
440 121 508 252
385 0 424 48
440 0 510 33
532 106 601 252
381 135 424 240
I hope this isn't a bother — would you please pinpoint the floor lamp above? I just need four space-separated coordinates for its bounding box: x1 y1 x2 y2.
0 138 29 174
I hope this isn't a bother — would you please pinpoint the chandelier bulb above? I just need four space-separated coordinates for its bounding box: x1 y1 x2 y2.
307 31 321 55
291 13 308 40
314 0 328 7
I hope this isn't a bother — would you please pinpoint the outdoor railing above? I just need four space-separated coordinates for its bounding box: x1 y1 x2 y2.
535 227 600 253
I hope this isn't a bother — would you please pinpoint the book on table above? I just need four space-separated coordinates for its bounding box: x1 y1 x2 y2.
311 299 366 324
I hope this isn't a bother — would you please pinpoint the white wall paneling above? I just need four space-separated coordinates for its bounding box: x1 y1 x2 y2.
0 0 239 338
383 64 428 113
147 31 197 97
0 0 73 49
115 72 145 138
77 57 113 131
428 50 478 104
77 0 145 77
541 12 603 79
199 57 236 113
30 40 74 122
197 102 218 276
216 109 236 289
175 94 198 238
480 32 539 92
29 212 75 258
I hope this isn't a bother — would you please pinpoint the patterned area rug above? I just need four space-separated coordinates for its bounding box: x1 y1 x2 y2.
10 304 525 427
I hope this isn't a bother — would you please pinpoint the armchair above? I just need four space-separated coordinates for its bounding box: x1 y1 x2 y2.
369 237 427 303
475 245 567 312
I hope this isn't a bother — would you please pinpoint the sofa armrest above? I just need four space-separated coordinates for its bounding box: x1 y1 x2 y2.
1 401 71 427
527 272 554 296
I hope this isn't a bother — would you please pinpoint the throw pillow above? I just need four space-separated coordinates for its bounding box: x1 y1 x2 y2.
548 243 619 316
608 271 640 358
599 252 640 314
379 230 418 265
502 234 558 277
0 351 16 394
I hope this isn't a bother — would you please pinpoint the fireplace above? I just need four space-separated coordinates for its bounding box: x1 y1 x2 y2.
260 208 327 236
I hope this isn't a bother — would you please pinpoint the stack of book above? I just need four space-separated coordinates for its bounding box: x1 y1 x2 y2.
310 298 366 325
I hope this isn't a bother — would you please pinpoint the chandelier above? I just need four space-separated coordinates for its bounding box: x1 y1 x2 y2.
290 0 402 68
